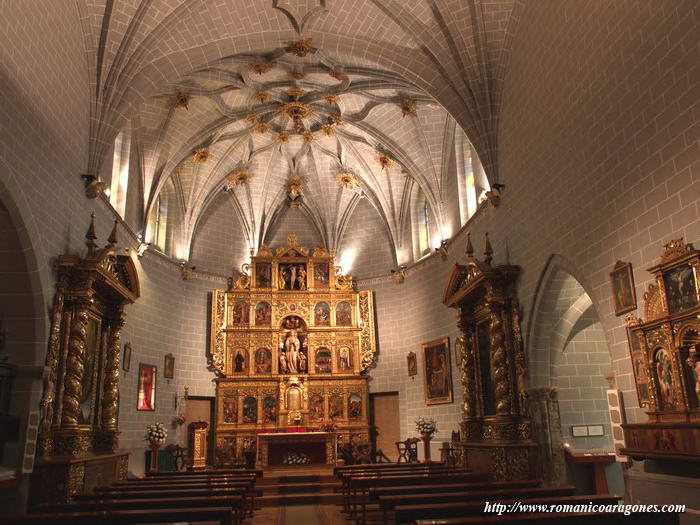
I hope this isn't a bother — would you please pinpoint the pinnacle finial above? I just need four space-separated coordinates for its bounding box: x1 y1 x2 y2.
484 232 493 266
85 213 97 255
107 219 118 247
465 233 474 257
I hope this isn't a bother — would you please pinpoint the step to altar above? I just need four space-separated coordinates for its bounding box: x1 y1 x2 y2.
258 471 342 506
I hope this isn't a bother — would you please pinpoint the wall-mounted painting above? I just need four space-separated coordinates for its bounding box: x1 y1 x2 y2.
407 352 417 377
164 353 175 379
610 261 637 316
422 337 453 405
122 342 132 372
137 363 156 411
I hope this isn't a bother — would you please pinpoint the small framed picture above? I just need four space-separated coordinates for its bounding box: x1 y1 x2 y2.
422 337 453 405
407 352 418 377
610 261 637 316
137 363 156 411
572 425 588 437
588 425 605 437
164 353 175 379
122 343 132 372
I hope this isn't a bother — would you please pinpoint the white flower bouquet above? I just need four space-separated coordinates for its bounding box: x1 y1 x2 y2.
415 417 438 437
282 452 311 465
145 422 168 445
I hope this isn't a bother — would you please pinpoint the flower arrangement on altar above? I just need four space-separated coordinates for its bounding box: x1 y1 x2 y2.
282 452 311 465
320 420 337 433
415 417 438 437
145 422 167 445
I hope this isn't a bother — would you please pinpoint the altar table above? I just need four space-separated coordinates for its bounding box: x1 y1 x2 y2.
258 432 336 467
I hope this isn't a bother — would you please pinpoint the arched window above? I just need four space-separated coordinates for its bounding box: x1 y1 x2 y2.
455 128 489 226
417 189 431 257
109 129 130 218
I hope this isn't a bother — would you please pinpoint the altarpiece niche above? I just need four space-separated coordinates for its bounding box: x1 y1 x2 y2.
30 216 140 507
621 239 700 462
210 235 377 466
443 234 536 480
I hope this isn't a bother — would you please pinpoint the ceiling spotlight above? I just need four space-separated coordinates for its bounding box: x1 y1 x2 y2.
136 242 151 257
390 265 407 284
81 174 107 199
435 239 449 260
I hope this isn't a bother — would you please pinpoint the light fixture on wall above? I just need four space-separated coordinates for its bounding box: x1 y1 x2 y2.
435 239 449 260
391 265 407 284
81 174 108 199
180 261 196 280
485 183 505 207
136 242 150 257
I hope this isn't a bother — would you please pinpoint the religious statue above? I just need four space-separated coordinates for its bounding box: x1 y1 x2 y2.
280 329 306 374
234 350 245 372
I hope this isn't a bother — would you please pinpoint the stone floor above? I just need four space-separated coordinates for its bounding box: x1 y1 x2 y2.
248 504 351 525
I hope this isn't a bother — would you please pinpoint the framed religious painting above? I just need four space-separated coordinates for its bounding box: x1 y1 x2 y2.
254 262 272 288
137 363 156 411
662 262 698 315
407 352 418 377
421 337 453 405
610 261 637 316
164 353 175 379
122 342 132 372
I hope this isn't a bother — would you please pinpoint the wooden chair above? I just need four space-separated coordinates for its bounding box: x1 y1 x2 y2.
395 438 419 463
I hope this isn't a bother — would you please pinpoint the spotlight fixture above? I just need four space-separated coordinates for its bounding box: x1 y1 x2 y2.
390 265 407 284
435 239 449 260
136 242 151 257
81 174 108 199
485 183 505 207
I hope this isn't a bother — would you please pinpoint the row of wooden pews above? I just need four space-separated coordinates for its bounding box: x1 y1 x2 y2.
333 462 679 525
6 468 263 524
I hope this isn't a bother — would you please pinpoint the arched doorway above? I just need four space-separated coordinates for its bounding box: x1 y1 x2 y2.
528 255 619 490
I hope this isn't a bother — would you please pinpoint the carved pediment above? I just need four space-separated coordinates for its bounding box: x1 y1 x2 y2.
643 283 666 321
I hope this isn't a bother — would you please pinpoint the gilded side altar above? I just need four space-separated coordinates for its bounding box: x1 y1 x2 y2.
210 235 377 466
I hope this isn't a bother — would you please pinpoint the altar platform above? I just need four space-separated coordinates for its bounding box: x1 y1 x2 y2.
258 431 336 467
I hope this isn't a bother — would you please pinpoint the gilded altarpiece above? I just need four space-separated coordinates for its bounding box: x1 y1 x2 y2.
621 239 700 462
30 217 139 507
443 236 536 480
210 235 377 466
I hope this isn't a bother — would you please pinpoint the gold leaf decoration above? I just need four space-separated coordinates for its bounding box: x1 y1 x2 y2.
276 131 291 143
329 114 345 126
287 87 306 99
225 170 252 189
279 101 314 121
173 91 191 109
288 39 313 57
323 94 340 105
302 131 315 143
286 177 304 200
192 147 211 163
399 98 418 117
321 124 336 136
337 172 358 189
249 62 270 75
253 92 270 103
375 154 395 171
244 113 260 123
252 123 270 134
288 70 305 80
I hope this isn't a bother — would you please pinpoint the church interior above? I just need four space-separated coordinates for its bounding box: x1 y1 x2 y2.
0 1 698 523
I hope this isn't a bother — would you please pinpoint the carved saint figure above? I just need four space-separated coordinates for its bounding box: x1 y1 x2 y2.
338 346 351 371
284 329 301 373
234 350 246 373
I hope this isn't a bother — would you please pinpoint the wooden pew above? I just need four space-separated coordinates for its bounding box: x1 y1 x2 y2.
346 471 486 524
146 467 262 478
413 509 678 525
97 479 254 492
339 466 473 513
40 495 245 525
75 486 256 517
334 461 444 475
395 494 620 524
6 506 234 524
